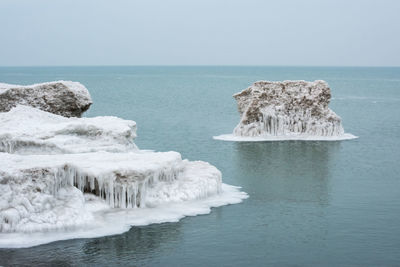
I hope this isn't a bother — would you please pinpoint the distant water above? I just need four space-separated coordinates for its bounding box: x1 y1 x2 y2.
1 66 400 266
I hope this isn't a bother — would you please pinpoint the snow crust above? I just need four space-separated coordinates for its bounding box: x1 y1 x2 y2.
0 81 88 95
0 106 247 248
0 105 137 153
216 80 356 141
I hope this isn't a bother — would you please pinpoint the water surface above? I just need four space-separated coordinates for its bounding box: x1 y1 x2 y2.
0 66 399 266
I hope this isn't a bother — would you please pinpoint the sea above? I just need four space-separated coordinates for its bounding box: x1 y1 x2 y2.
0 66 399 266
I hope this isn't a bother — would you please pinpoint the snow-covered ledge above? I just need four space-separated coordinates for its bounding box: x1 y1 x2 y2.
214 80 357 141
0 105 137 154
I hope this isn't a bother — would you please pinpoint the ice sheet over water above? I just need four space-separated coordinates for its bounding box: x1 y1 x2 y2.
0 106 247 248
0 184 245 248
213 133 358 142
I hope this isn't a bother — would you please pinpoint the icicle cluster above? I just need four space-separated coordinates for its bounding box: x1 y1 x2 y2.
0 151 224 233
234 109 344 137
53 164 182 209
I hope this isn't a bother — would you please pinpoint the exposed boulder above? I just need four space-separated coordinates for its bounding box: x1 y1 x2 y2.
0 81 92 117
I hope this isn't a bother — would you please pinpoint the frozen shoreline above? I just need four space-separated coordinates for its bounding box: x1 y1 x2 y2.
213 133 358 142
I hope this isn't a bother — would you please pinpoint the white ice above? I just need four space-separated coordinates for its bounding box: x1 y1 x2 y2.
0 105 137 153
213 133 358 142
0 106 248 248
0 184 246 248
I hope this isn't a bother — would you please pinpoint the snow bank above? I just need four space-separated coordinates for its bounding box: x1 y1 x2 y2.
214 80 356 141
0 81 92 117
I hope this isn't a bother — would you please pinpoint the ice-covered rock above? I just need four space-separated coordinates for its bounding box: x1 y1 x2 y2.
0 151 223 233
0 81 92 117
0 105 247 247
0 105 137 154
214 80 356 141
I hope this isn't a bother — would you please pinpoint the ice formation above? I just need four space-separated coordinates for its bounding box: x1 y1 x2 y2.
0 81 92 117
0 152 224 233
214 80 357 141
0 105 247 248
0 105 137 154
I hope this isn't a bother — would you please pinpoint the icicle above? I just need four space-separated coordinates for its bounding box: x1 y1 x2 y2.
46 161 216 210
234 107 345 138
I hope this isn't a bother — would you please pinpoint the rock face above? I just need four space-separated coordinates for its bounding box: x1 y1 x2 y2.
232 80 345 137
0 81 92 117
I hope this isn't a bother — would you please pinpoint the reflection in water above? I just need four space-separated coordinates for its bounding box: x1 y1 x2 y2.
0 142 343 266
0 223 183 266
230 141 342 256
81 223 182 265
233 141 341 205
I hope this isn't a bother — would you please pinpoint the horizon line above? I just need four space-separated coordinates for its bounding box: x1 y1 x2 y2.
0 64 399 68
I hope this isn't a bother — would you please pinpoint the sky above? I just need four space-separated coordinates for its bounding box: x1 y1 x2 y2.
0 0 399 66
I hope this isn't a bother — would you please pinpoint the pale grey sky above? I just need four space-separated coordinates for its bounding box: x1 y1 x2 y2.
0 0 399 66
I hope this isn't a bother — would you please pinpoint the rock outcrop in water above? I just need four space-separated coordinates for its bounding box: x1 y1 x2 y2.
232 80 345 137
0 81 92 117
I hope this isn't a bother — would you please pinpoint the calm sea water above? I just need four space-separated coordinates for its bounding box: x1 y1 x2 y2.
0 66 399 266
